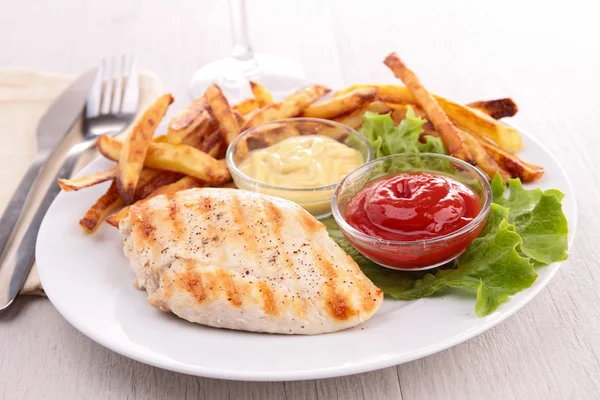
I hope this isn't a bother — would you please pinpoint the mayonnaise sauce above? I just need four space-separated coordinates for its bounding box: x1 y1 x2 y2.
236 135 364 217
239 135 363 188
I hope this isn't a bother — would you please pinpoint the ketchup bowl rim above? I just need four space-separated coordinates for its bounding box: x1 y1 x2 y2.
226 117 374 193
331 153 493 247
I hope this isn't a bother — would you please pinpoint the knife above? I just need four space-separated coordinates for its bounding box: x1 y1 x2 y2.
0 69 96 312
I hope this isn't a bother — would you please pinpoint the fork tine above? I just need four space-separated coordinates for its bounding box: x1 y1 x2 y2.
121 55 139 115
100 57 115 115
110 55 125 115
86 59 104 119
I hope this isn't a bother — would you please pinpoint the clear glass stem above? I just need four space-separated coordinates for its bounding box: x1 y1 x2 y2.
229 0 256 70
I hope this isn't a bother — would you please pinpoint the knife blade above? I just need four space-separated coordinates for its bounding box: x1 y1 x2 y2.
0 69 96 312
0 69 97 257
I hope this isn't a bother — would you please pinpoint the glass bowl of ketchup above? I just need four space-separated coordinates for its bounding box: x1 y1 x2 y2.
332 153 492 270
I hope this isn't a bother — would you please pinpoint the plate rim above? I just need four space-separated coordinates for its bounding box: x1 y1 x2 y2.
36 123 578 381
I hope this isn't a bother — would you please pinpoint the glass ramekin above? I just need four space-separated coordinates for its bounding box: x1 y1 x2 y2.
226 118 374 219
331 153 492 270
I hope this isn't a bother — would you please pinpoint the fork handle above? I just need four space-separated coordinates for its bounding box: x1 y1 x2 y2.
0 141 92 312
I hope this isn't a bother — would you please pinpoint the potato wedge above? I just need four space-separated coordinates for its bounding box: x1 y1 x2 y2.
167 97 210 144
152 135 170 143
460 129 511 181
242 85 331 129
97 135 230 185
58 166 118 192
199 129 228 159
474 135 544 182
133 170 183 200
333 101 391 129
118 93 174 204
435 96 522 151
180 110 220 149
205 84 240 145
301 88 377 119
234 98 259 115
384 102 428 120
106 176 205 228
250 81 275 107
334 84 415 102
337 84 522 151
384 53 474 163
79 181 123 233
467 98 518 120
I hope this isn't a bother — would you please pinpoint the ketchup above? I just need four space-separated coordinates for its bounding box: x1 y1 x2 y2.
345 172 484 269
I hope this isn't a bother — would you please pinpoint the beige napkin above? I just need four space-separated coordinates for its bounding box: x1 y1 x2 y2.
0 68 163 295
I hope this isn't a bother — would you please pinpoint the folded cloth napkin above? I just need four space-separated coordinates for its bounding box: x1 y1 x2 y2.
0 68 163 295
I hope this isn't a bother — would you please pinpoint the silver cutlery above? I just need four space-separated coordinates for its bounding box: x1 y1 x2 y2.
0 70 97 259
0 55 140 312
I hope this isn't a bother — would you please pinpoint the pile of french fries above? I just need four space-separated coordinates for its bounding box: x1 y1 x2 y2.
58 52 543 234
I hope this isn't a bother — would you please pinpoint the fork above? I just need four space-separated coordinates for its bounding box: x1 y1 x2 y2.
0 55 139 312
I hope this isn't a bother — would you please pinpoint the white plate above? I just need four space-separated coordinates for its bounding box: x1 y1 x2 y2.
37 126 577 381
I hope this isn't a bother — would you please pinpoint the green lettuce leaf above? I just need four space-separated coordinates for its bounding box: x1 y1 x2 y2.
360 109 446 157
324 177 568 316
491 174 569 265
324 205 538 316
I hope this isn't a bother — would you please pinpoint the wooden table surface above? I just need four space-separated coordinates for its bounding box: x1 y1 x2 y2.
1 0 599 399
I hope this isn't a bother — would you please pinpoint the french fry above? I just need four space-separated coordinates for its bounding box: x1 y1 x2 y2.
242 85 331 129
233 98 259 115
167 97 210 144
474 135 544 182
118 93 174 204
334 84 414 102
97 135 230 185
301 88 377 119
199 129 228 159
180 112 219 149
79 181 123 233
384 102 428 120
152 135 170 143
383 53 474 163
337 83 522 151
205 84 240 145
467 98 518 120
58 166 118 192
460 129 511 181
435 96 522 151
106 176 206 227
133 170 183 200
333 101 391 129
250 81 275 107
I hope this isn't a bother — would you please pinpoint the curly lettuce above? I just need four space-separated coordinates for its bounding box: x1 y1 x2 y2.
324 176 568 316
325 110 570 316
360 108 446 157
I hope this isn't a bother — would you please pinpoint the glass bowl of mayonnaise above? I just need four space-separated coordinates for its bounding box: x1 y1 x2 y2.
226 118 373 218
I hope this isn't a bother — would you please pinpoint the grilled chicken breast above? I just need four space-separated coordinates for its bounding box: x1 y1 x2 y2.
119 188 383 335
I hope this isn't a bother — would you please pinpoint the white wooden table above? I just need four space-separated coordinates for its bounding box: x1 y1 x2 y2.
1 0 599 398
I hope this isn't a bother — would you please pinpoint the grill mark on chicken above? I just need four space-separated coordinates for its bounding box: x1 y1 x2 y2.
261 198 299 281
259 281 277 315
166 192 186 242
197 194 213 212
178 266 206 303
217 269 242 307
305 225 357 321
130 201 161 261
230 196 258 255
299 210 322 236
136 201 156 240
262 199 283 235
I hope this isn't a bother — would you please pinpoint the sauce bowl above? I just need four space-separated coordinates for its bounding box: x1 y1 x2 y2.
331 153 492 270
227 118 373 219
